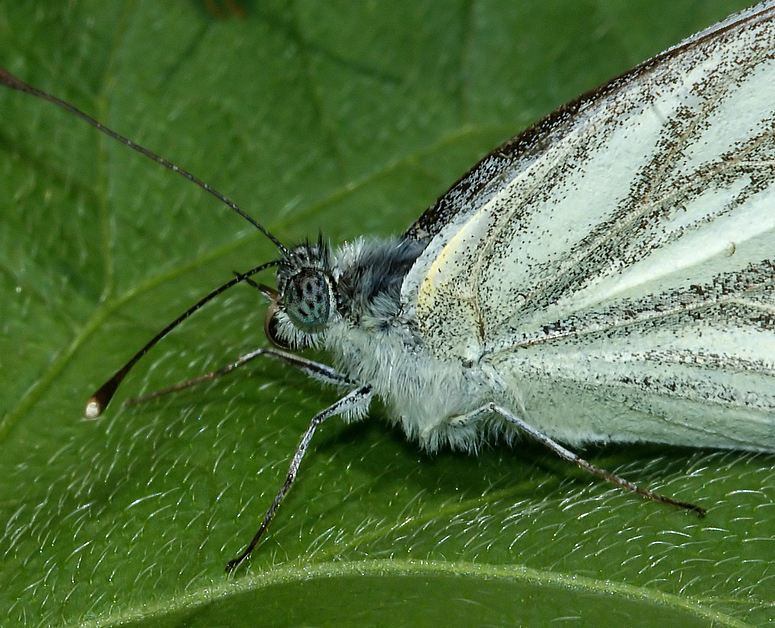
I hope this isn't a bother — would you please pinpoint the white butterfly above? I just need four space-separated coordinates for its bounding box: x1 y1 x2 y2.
3 1 774 572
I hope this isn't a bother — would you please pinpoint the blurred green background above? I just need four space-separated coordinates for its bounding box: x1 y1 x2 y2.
0 1 771 627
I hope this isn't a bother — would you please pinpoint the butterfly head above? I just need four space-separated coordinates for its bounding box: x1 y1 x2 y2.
268 239 338 349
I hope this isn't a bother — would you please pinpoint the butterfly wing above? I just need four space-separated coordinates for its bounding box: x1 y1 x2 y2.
403 2 775 449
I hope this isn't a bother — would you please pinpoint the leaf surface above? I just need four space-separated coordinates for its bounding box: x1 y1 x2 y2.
0 2 770 626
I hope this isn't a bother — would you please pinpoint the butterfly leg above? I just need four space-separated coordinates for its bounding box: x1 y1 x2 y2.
226 384 373 574
465 402 706 516
127 348 354 406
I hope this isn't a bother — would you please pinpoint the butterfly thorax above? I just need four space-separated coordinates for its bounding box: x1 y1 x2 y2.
273 237 512 451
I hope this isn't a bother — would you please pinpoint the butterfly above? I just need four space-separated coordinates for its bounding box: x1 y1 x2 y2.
2 1 774 573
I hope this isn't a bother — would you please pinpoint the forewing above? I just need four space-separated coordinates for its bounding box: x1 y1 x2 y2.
404 3 775 448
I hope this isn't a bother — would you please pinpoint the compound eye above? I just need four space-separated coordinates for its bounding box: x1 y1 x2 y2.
284 269 331 332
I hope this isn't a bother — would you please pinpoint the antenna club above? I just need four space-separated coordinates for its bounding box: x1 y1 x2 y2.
84 398 104 420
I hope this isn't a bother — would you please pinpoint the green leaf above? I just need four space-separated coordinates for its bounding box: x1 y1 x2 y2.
0 1 770 626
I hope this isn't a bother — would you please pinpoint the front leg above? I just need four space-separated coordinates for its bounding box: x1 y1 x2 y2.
127 347 354 406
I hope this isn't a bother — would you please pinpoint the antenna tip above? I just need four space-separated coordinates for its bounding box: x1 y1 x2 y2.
84 397 104 420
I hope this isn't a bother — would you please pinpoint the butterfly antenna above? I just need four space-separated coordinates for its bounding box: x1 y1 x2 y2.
0 66 288 255
84 261 279 419
0 67 288 416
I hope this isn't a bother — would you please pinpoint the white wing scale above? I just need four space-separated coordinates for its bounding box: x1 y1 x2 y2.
403 3 775 449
